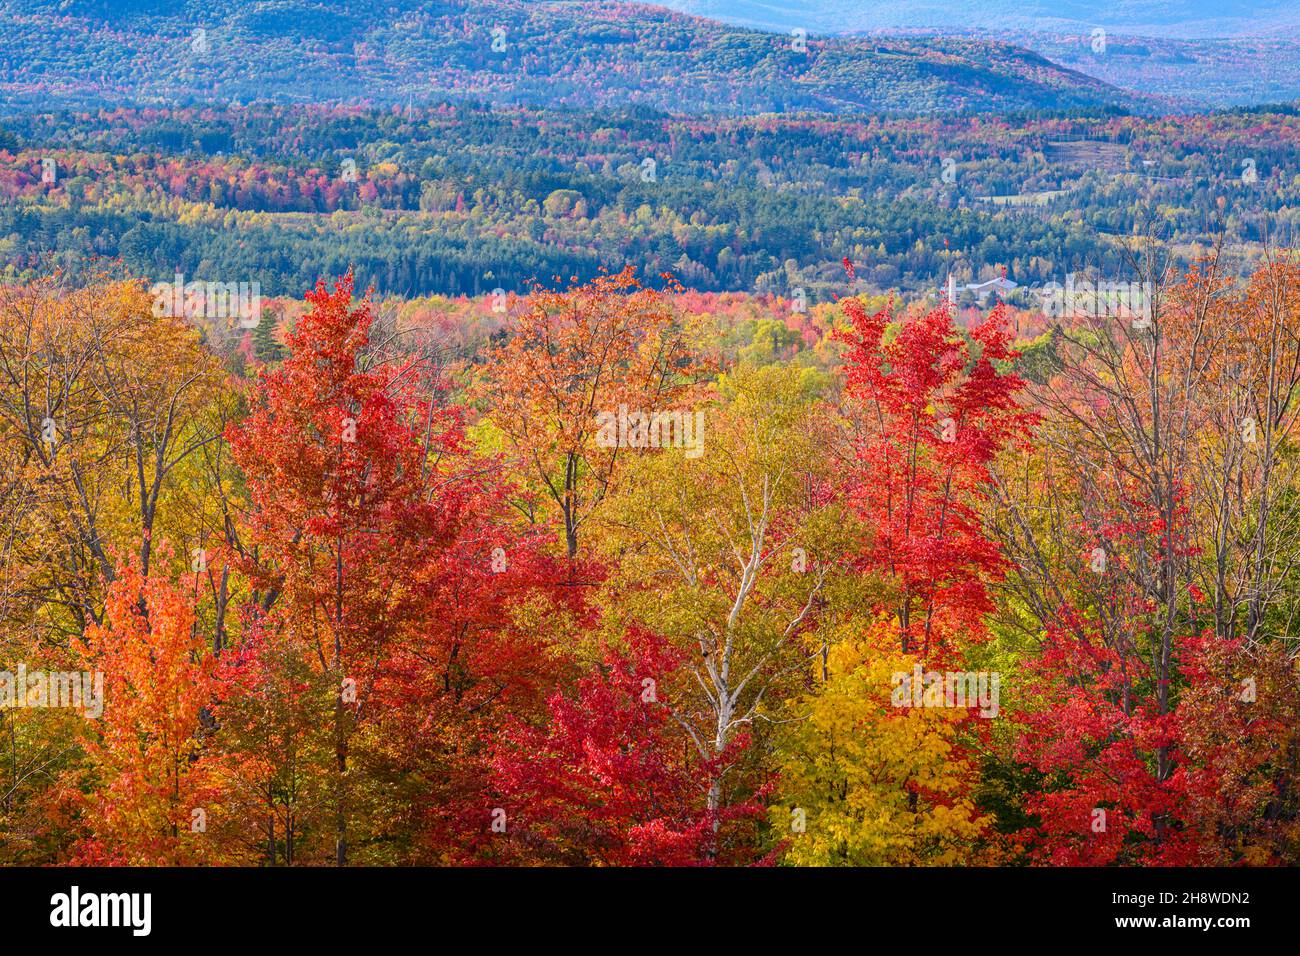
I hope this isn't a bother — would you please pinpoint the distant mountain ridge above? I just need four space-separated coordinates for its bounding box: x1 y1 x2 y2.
653 1 1300 40
652 2 1300 106
0 0 1153 115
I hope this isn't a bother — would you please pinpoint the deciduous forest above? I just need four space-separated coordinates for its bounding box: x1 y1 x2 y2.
0 0 1297 891
3 251 1298 866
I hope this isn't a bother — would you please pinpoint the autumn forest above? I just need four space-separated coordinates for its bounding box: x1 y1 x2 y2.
1 0 1299 891
2 250 1297 868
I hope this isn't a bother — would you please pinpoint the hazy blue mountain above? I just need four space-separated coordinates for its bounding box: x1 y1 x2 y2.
654 1 1300 39
651 1 1300 105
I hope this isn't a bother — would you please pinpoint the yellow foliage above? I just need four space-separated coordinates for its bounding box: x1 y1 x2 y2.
774 620 995 866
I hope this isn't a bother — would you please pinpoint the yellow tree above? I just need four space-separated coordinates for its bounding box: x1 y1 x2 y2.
0 276 231 627
773 619 994 866
595 363 853 846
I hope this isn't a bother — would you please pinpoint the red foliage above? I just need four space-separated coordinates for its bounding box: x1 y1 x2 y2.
838 299 1035 656
488 629 759 865
1017 621 1300 865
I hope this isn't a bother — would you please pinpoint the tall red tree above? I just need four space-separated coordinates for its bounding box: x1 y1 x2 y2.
838 299 1035 657
228 272 451 864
